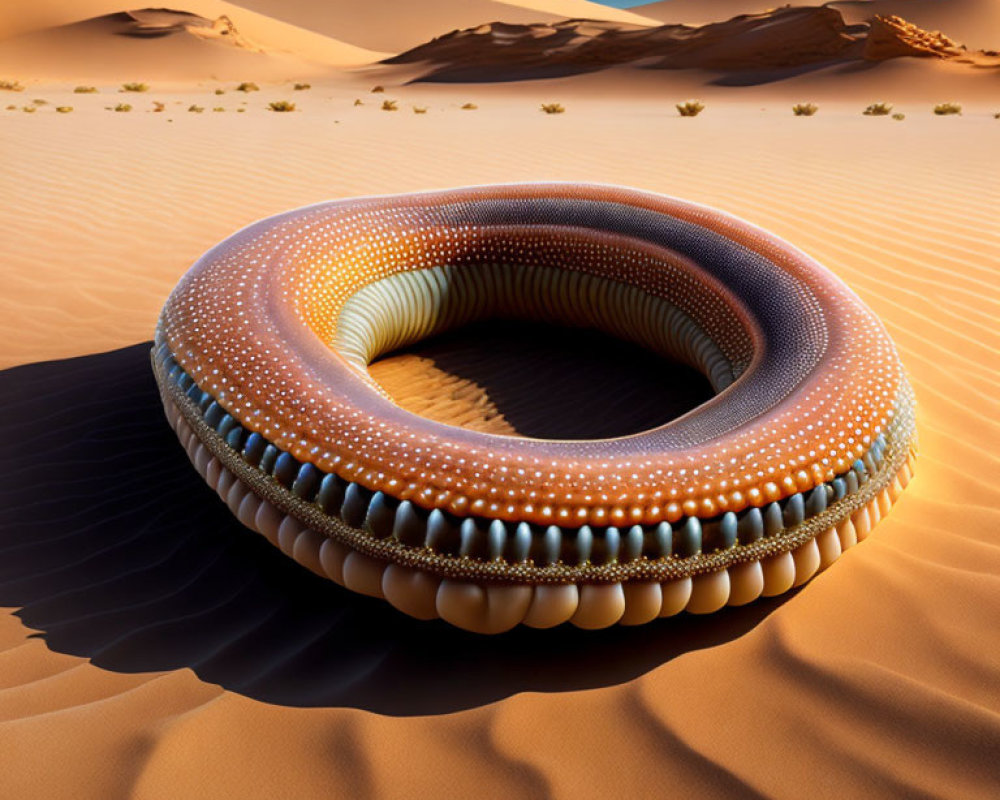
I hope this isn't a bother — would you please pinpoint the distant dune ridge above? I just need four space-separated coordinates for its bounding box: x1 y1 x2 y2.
0 0 995 81
385 5 998 82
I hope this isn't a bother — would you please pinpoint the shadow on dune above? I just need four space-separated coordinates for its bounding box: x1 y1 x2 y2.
0 335 793 715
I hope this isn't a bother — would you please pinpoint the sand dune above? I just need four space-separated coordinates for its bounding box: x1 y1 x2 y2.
637 0 781 24
0 3 387 78
1 81 998 796
227 0 661 52
830 0 1000 51
640 0 1000 51
385 6 998 83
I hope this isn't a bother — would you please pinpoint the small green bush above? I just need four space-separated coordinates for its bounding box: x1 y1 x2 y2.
863 102 892 116
676 99 705 117
933 102 961 115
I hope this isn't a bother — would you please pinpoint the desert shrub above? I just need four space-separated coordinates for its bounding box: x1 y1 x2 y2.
371 85 385 93
413 106 427 114
213 107 225 112
215 88 225 95
933 102 961 115
381 99 398 111
237 82 259 92
792 103 817 116
56 106 73 113
114 103 132 112
676 99 704 117
237 108 246 113
293 83 311 90
540 103 565 114
461 102 478 110
892 112 905 121
121 82 148 92
268 100 296 112
0 80 25 91
21 105 36 113
863 102 892 116
74 86 98 94
152 101 165 112
188 104 204 113
32 99 47 105
353 98 364 106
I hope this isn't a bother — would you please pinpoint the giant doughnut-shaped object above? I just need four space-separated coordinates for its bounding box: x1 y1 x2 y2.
153 183 917 633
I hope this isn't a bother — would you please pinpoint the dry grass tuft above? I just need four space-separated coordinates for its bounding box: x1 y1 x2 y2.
863 101 893 116
892 112 905 121
413 106 428 114
676 99 705 117
114 103 132 112
268 100 296 112
21 105 37 113
540 103 565 114
792 103 817 116
381 99 398 111
461 102 478 110
32 99 47 105
56 106 73 113
236 82 259 92
152 101 165 112
1 80 25 91
293 83 311 90
188 104 204 113
74 86 98 94
933 102 962 115
353 98 364 106
120 82 148 92
213 107 225 112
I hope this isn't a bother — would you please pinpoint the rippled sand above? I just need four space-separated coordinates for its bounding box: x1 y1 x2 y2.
1 87 998 798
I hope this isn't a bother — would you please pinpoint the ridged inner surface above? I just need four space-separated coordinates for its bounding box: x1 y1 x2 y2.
335 262 742 397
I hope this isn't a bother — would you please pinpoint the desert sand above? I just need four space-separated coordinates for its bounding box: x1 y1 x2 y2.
1 0 999 797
